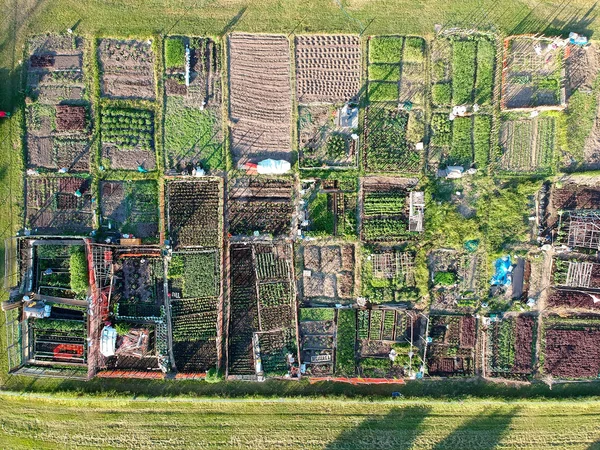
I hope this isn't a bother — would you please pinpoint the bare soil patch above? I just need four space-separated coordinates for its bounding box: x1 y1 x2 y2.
102 144 156 170
98 39 156 100
295 34 361 103
228 33 292 166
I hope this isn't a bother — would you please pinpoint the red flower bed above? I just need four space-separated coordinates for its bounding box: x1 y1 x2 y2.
513 316 534 373
544 329 600 378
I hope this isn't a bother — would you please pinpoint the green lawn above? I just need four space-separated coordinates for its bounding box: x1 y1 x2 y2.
1 394 600 449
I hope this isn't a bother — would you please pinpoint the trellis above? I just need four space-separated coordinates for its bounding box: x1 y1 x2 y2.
372 252 415 284
565 261 596 288
408 191 425 233
567 212 600 250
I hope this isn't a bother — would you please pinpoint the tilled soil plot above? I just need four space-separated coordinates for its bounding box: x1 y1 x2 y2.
25 176 93 233
544 328 600 378
228 177 293 237
566 44 600 97
102 144 156 170
98 39 156 100
295 35 361 103
547 182 600 228
228 33 292 165
301 244 356 304
547 288 600 310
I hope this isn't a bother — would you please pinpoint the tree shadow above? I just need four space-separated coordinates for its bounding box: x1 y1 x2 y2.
324 405 431 450
432 406 518 450
220 7 247 37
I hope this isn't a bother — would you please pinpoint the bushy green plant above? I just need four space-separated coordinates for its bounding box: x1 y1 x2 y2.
368 82 399 102
474 39 495 105
430 113 452 147
403 37 425 63
34 319 85 333
69 246 88 297
326 133 347 159
205 367 224 383
369 36 403 63
369 63 400 81
452 40 477 104
473 115 492 168
432 83 451 105
308 193 334 235
335 309 356 375
165 37 185 68
115 322 132 336
434 271 457 286
449 116 473 166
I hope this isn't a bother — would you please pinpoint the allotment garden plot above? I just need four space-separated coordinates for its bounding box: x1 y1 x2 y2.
164 37 223 173
357 309 425 378
429 112 492 169
485 315 536 379
362 248 420 305
166 179 223 248
26 176 93 233
228 177 293 237
26 35 91 172
229 34 292 166
502 36 564 110
427 314 477 377
100 180 158 239
301 177 357 238
364 36 427 172
543 315 600 379
300 244 356 306
102 249 167 373
168 251 221 373
361 177 419 242
430 34 496 107
298 308 336 376
499 114 556 173
98 38 156 100
100 107 156 171
296 35 361 168
228 243 298 378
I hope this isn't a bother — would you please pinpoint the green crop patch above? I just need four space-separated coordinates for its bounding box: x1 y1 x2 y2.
165 37 185 69
368 82 399 102
369 63 401 81
101 107 154 151
452 40 477 105
369 36 403 63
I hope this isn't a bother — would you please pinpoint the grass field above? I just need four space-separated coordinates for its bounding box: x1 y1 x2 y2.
1 394 600 449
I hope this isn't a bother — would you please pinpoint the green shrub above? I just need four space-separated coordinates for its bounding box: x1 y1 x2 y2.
430 113 452 147
473 115 492 168
452 40 477 104
403 37 425 63
335 309 356 375
115 322 132 336
432 83 451 105
538 78 559 90
308 193 334 235
434 271 457 285
368 82 399 102
326 133 347 159
566 91 597 161
205 367 225 383
34 319 86 333
449 116 473 166
299 308 335 321
474 39 495 105
165 37 185 69
369 36 403 63
69 247 88 297
168 255 184 279
369 63 400 81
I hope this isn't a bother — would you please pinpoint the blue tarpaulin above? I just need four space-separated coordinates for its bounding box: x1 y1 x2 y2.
491 256 512 286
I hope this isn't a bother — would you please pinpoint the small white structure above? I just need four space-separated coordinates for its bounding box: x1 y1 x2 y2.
100 326 117 357
336 103 359 129
409 191 425 233
442 166 465 179
257 159 291 175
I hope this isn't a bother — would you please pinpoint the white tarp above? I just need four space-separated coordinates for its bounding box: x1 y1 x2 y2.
257 159 291 175
100 326 117 357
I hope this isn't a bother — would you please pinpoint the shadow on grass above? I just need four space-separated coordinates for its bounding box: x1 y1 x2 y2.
432 407 518 450
324 406 431 450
